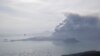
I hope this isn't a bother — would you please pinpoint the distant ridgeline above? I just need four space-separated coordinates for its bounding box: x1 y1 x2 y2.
62 51 100 56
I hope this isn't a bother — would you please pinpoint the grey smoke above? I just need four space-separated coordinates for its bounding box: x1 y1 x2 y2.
53 13 100 44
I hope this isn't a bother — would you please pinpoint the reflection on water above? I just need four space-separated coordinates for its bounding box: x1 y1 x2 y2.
0 41 65 56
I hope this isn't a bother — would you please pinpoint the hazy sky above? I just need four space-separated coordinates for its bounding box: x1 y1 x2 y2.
0 0 100 35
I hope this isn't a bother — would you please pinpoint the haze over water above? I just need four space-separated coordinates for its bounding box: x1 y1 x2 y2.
0 38 65 56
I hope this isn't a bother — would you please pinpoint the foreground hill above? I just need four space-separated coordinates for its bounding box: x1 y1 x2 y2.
62 51 100 56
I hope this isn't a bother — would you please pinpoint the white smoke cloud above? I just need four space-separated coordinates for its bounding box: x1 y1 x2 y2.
53 13 100 43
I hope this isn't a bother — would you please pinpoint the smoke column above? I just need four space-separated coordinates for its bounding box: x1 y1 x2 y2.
52 13 100 53
53 13 100 43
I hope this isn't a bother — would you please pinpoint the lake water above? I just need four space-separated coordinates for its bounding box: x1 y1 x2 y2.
0 41 66 56
1 39 100 56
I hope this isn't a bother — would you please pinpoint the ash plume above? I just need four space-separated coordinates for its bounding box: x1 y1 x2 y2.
52 13 100 44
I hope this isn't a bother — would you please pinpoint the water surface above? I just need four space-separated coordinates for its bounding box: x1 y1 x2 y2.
0 41 65 56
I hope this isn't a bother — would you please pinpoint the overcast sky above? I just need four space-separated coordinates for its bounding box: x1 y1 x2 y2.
0 0 100 35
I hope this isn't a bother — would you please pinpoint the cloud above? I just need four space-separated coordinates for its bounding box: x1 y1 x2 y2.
53 13 100 43
0 1 61 35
